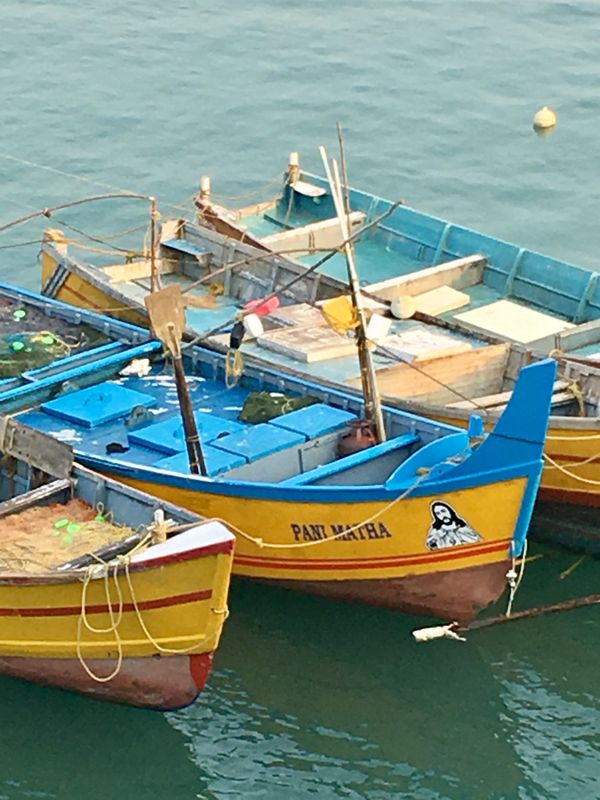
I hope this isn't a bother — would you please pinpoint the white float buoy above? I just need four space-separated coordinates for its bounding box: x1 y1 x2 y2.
533 106 557 131
390 295 417 320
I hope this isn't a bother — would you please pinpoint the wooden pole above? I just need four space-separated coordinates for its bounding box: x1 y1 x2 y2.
462 593 600 632
144 286 207 476
167 323 207 476
319 144 386 443
149 196 158 294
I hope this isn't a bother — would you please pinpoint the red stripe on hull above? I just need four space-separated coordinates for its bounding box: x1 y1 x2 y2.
0 588 212 618
235 539 512 571
261 559 511 622
0 652 214 709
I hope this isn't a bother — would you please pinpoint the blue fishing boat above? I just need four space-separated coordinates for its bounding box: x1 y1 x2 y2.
195 154 600 356
0 284 556 622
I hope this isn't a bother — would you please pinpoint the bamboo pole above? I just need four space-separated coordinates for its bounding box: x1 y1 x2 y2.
149 196 159 294
319 144 386 443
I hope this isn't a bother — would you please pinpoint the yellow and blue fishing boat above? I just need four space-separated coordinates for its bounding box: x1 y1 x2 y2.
0 295 556 622
0 419 234 709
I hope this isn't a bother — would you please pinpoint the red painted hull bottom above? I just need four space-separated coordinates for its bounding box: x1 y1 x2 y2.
0 652 214 710
264 560 511 623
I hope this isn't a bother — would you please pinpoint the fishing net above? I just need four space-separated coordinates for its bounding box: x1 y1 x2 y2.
0 299 111 378
0 499 136 574
239 391 318 424
0 331 71 377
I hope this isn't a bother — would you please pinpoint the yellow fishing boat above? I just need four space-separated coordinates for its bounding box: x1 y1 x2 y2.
0 420 234 709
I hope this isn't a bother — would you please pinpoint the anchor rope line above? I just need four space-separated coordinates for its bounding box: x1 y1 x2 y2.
207 174 283 202
543 452 600 485
0 151 193 218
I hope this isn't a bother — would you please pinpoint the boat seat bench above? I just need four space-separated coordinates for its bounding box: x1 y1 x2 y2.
281 432 421 487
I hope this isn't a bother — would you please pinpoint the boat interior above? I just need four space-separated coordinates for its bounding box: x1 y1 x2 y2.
43 219 344 336
13 345 478 489
0 281 155 394
221 170 600 359
0 421 208 576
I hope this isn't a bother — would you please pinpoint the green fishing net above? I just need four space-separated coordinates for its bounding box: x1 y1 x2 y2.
0 331 71 377
239 391 318 424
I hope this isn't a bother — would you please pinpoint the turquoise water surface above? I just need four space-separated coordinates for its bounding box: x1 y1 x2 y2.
1 1 600 797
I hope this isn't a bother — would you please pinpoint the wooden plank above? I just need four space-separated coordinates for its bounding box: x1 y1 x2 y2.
447 379 570 409
0 479 72 520
412 285 470 316
257 325 357 363
533 317 600 354
455 300 574 343
102 259 175 284
261 212 365 254
365 255 486 302
346 343 510 405
0 419 73 479
380 329 472 363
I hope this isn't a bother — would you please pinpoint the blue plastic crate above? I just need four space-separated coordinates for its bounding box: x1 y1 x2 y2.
210 423 304 463
154 445 245 477
41 382 157 428
129 411 245 455
269 403 356 439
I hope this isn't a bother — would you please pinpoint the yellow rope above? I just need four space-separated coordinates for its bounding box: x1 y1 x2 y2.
76 561 124 683
543 452 600 485
544 449 600 470
209 470 432 551
123 563 227 656
75 530 227 682
225 348 244 388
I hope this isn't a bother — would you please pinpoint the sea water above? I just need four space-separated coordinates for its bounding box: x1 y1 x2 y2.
1 1 599 797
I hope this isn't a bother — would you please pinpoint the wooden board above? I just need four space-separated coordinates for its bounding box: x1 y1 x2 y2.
455 300 574 343
447 379 570 410
365 255 486 301
379 329 472 363
257 324 357 363
261 211 365 255
266 303 327 328
412 285 470 316
346 343 510 405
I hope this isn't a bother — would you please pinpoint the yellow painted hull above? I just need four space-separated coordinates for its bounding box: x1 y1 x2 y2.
0 550 232 660
41 255 147 327
0 536 233 708
111 473 522 577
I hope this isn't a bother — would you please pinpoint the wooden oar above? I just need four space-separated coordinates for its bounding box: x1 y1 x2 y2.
144 285 207 475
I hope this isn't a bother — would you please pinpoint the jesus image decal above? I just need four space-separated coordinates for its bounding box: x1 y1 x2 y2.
425 501 483 551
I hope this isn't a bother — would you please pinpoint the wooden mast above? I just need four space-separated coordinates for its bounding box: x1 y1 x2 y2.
318 142 387 443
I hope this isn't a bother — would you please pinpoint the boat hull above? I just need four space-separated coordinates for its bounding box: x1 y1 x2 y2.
262 559 510 622
102 472 527 623
0 652 213 710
